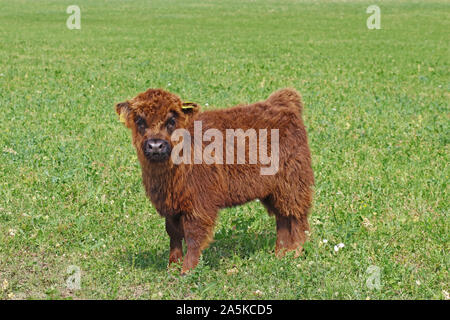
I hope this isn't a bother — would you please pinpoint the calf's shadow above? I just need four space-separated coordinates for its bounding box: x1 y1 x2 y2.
121 217 276 271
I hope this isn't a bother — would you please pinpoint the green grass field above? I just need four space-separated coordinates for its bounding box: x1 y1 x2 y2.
0 0 448 299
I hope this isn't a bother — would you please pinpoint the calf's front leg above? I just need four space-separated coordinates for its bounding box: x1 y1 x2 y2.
165 214 184 266
181 213 216 274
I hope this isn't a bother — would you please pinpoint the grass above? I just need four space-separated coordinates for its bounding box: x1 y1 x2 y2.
0 0 448 300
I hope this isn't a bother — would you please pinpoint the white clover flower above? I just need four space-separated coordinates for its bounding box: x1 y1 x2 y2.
322 239 328 244
254 290 263 296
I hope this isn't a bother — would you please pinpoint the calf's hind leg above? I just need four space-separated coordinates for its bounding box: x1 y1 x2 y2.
262 191 312 257
274 214 308 257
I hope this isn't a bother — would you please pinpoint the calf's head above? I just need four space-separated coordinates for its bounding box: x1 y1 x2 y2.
116 89 199 163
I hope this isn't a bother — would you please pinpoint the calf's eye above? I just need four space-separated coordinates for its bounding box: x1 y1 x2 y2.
135 117 147 134
167 117 176 128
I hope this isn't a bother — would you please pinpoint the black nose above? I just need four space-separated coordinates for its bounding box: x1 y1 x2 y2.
143 139 171 161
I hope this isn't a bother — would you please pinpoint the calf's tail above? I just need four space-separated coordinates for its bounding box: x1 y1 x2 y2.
266 88 303 115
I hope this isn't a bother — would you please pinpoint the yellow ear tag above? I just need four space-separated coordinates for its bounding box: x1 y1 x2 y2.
182 102 196 110
119 113 126 123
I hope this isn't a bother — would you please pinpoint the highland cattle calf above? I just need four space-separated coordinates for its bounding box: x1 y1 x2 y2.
115 88 314 273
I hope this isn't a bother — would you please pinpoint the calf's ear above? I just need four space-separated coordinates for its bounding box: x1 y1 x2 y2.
115 101 132 127
181 101 200 117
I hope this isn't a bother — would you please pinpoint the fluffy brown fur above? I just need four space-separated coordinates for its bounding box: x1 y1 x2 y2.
116 88 314 273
